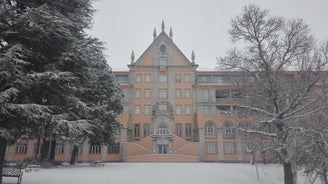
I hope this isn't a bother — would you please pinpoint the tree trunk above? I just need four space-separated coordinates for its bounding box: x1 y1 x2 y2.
0 137 7 184
33 134 41 160
284 162 294 184
323 167 328 184
40 139 50 161
49 140 56 162
70 145 79 165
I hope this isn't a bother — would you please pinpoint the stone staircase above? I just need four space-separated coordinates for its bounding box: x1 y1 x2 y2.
125 135 199 162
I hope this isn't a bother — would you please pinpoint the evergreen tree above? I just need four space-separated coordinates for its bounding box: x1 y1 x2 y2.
0 0 122 180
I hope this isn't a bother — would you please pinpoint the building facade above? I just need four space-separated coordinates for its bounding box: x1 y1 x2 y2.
5 23 257 163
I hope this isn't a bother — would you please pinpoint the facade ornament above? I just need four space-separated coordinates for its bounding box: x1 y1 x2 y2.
161 20 165 32
131 50 135 64
153 28 157 40
169 27 173 39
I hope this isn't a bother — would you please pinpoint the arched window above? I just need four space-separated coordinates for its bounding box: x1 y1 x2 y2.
223 122 234 138
205 122 216 138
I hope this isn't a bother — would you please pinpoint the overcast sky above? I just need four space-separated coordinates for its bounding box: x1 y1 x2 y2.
88 0 328 71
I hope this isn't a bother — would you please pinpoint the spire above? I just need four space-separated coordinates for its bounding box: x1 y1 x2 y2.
161 20 165 32
131 50 135 64
169 27 173 39
191 50 195 64
153 28 157 40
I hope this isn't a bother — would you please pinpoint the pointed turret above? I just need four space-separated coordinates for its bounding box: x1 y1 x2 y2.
169 27 173 39
161 20 165 32
153 28 157 40
131 50 135 64
191 50 195 64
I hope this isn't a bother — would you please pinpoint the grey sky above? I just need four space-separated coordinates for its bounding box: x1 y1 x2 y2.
88 0 328 71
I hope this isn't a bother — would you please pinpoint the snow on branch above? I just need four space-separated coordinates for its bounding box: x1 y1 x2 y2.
238 127 277 138
0 87 19 103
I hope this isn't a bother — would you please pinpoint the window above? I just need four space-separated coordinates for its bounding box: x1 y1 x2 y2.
135 105 141 115
135 89 141 99
136 74 141 83
134 124 140 139
202 89 209 102
175 105 182 115
175 74 181 83
158 89 168 99
159 58 168 66
158 124 168 134
176 123 182 137
223 122 234 138
198 75 209 83
184 74 190 83
145 74 151 83
185 123 192 139
160 44 166 53
55 144 64 155
115 75 129 83
108 143 120 154
144 123 150 137
217 106 232 116
90 144 101 154
185 105 191 115
144 89 151 99
224 142 235 154
176 89 181 99
159 74 167 83
205 122 216 138
144 105 150 115
184 89 191 99
16 144 27 154
206 143 217 154
158 103 167 111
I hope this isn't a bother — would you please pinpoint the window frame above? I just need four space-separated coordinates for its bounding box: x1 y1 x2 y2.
134 105 141 115
158 74 168 83
136 74 142 83
135 89 141 99
145 74 151 83
175 105 182 115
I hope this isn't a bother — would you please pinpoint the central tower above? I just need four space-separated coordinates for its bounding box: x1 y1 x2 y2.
124 21 199 161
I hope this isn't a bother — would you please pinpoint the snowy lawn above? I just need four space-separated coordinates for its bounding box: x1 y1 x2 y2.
3 163 307 184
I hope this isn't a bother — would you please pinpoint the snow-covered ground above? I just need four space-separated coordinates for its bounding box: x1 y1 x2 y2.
2 163 312 184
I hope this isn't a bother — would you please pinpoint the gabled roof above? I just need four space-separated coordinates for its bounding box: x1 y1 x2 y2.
129 29 196 68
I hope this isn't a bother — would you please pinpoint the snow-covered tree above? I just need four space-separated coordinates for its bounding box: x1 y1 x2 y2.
218 5 328 184
0 0 122 180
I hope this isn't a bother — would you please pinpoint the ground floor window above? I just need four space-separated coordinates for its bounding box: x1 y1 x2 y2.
185 123 192 139
108 143 120 154
16 143 27 154
224 142 235 154
144 123 150 137
90 144 101 154
176 123 182 137
206 143 217 154
55 144 64 155
134 124 140 139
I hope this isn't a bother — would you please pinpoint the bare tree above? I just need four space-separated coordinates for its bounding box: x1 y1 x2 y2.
218 4 328 184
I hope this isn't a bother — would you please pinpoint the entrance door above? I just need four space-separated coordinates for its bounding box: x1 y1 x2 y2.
158 145 168 154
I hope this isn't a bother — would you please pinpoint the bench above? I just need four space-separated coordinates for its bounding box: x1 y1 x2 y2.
25 164 41 172
89 161 104 167
2 166 23 184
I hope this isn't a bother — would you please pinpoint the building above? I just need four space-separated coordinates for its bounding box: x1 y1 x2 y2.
5 22 257 163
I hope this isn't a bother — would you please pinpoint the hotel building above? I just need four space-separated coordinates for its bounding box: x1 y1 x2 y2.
5 22 259 163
